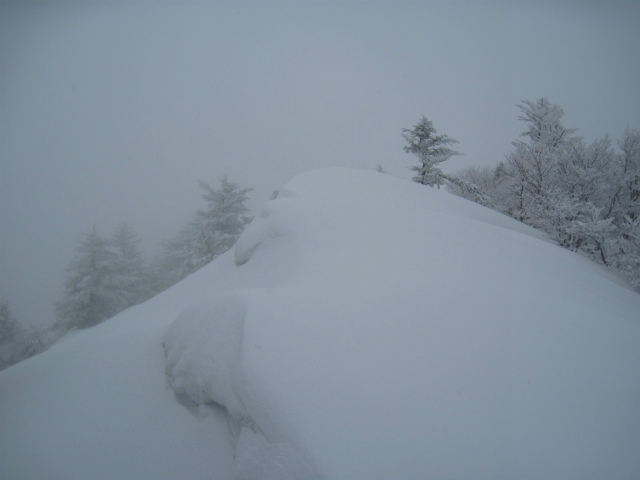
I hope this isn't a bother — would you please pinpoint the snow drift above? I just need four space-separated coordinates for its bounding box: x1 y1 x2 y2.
2 168 639 480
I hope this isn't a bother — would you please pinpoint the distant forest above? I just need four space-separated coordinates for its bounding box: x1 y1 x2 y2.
405 98 639 289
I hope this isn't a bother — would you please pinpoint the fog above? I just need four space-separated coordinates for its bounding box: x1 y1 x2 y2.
2 0 640 328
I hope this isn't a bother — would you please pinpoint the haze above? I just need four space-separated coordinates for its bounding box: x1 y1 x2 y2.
2 0 640 328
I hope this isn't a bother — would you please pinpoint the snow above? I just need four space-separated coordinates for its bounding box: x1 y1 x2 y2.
2 167 640 479
164 295 248 419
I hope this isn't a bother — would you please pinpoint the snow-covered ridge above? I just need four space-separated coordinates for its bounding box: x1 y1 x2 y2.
2 168 640 480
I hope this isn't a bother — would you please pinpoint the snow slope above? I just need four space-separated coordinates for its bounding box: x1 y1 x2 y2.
2 168 639 479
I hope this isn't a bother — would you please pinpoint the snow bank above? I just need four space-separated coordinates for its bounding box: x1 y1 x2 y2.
163 295 248 420
2 168 640 479
163 294 321 479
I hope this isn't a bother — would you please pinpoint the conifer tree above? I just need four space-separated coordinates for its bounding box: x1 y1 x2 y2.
111 222 150 309
0 300 23 369
0 300 20 346
402 116 460 187
159 176 253 287
195 176 253 262
55 227 119 330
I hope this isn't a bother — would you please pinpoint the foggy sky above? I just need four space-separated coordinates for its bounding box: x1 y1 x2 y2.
2 0 640 328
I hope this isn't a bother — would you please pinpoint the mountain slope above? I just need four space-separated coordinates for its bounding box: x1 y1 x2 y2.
2 168 639 479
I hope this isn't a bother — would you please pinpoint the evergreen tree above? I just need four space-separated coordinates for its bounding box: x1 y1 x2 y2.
20 326 49 362
195 176 253 261
0 299 21 345
0 300 52 369
157 221 203 288
159 176 253 287
0 300 23 369
111 222 150 309
402 116 461 187
54 227 119 331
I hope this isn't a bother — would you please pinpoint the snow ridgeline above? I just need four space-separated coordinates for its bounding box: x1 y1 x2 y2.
163 168 640 479
2 168 640 479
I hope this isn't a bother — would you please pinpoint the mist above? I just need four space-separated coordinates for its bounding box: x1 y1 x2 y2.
2 0 640 328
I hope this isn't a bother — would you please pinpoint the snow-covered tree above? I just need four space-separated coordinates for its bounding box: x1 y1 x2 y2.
613 215 640 287
156 221 203 288
54 224 154 333
0 300 23 369
517 98 578 148
0 300 20 346
111 222 150 310
54 227 119 331
500 98 579 223
21 327 49 361
403 116 461 187
447 164 505 207
158 176 253 287
0 300 50 369
606 127 640 223
558 135 614 206
195 176 253 262
447 99 640 288
568 203 618 266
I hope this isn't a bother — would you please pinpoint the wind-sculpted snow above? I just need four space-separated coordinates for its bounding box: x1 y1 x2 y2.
163 294 322 479
2 168 640 479
164 295 248 420
234 187 302 268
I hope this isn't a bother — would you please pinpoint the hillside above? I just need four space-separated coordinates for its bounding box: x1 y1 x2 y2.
2 168 639 479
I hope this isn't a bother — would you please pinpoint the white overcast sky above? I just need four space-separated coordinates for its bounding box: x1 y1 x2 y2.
2 0 640 327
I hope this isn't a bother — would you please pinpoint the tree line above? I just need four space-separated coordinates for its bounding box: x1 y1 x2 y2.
0 176 252 370
0 300 49 370
403 98 640 288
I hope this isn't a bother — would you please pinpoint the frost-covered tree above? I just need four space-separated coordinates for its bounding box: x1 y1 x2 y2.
517 98 578 148
20 326 49 362
158 176 253 287
55 224 153 333
613 215 640 287
606 127 640 223
195 176 253 262
0 300 50 369
157 221 203 288
500 98 579 223
595 130 640 286
447 99 640 288
0 300 21 346
567 203 618 266
446 164 501 206
0 300 23 369
55 227 119 331
403 116 461 187
559 135 614 206
111 222 150 309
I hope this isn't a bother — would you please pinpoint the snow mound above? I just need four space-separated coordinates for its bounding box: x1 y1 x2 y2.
235 202 287 266
164 293 321 479
163 295 248 421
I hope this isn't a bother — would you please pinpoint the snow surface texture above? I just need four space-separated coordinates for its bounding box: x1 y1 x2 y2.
2 168 640 479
